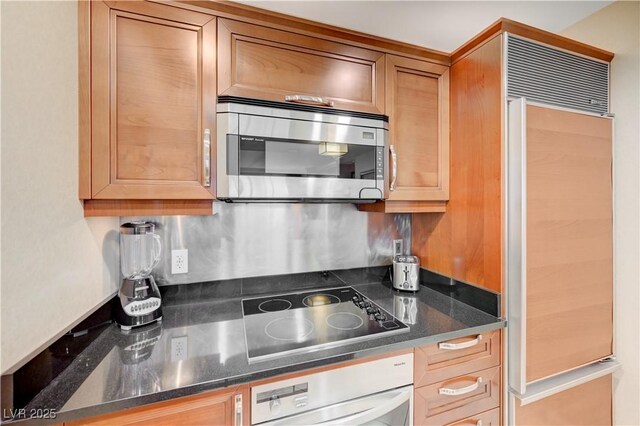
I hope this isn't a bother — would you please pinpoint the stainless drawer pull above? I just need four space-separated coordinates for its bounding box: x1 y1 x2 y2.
203 129 211 187
234 394 242 426
439 334 482 350
439 377 483 396
285 95 334 107
390 144 398 191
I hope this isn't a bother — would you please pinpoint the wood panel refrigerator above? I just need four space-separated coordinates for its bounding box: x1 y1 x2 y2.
506 98 619 424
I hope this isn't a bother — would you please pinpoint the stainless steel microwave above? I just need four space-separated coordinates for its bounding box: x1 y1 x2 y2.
216 97 389 202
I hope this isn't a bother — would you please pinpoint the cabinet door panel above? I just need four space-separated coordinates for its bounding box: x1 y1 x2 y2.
91 1 215 199
515 375 612 425
67 385 248 426
386 55 449 201
218 18 384 113
525 106 613 382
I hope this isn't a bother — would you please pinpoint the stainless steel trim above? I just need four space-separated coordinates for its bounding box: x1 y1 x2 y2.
507 97 527 395
285 94 334 107
203 129 211 187
390 144 398 191
513 360 621 406
506 96 611 118
235 394 242 426
217 102 388 130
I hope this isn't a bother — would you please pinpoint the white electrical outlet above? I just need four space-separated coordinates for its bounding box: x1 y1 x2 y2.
171 249 188 274
171 336 188 361
393 239 404 256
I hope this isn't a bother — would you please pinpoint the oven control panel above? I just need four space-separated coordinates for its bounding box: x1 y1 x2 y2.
251 353 413 424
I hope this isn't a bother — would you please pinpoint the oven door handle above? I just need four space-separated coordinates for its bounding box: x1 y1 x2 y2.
320 387 410 425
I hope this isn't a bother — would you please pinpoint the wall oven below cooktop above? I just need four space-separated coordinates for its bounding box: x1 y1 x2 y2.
241 286 409 363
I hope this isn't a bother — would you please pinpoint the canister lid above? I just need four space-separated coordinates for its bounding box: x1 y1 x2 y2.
120 221 155 235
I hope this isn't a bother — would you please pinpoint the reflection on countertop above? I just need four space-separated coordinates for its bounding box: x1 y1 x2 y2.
16 267 504 425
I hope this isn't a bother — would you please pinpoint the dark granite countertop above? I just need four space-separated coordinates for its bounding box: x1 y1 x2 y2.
10 267 504 425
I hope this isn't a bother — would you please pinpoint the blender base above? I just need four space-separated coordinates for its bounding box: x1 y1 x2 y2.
114 277 163 329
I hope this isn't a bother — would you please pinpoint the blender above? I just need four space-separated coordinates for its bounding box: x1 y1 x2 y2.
115 221 163 330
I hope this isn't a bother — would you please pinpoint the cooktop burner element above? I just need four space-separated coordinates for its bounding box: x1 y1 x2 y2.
242 286 409 362
258 298 292 313
265 317 314 341
302 293 340 307
326 312 364 330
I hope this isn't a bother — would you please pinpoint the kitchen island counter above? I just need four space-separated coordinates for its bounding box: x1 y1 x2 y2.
11 267 504 425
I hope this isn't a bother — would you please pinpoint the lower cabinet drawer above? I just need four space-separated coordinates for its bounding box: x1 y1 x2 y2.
414 366 500 426
415 330 501 387
446 408 500 426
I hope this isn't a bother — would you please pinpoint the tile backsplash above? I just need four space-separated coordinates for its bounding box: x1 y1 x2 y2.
125 202 410 285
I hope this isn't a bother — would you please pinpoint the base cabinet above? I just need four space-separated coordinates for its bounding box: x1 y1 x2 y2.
66 386 248 426
514 375 612 426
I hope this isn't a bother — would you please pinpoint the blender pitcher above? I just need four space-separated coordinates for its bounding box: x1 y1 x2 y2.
115 221 163 330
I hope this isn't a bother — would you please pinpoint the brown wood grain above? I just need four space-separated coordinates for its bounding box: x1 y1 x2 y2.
446 407 500 426
515 375 612 426
386 55 449 201
525 105 613 382
217 18 385 113
414 330 500 387
90 1 216 202
451 18 614 63
412 35 503 293
78 0 91 199
165 0 451 65
414 366 500 426
83 199 213 217
357 200 447 214
66 385 248 425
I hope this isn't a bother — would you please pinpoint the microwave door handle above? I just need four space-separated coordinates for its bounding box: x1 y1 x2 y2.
320 389 410 426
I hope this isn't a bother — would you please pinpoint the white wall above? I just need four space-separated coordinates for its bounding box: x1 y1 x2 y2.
562 2 640 425
0 1 119 374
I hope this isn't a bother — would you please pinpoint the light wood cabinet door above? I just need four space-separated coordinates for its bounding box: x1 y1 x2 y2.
414 366 500 426
90 1 216 200
525 106 613 383
217 18 385 113
515 374 612 425
386 55 449 202
415 330 500 387
67 385 248 426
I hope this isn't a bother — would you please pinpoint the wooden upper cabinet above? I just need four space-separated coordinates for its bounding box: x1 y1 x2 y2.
360 55 449 214
83 1 216 214
217 18 385 113
387 55 449 201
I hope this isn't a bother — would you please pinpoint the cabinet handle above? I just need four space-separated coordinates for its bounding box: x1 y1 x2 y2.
438 334 482 350
234 394 242 426
285 95 334 107
389 144 398 191
477 421 483 426
203 129 211 187
438 377 483 396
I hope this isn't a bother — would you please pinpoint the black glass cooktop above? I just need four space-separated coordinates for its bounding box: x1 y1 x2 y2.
241 286 409 362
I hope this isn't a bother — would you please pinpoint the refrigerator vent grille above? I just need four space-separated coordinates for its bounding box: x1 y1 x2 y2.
507 35 609 114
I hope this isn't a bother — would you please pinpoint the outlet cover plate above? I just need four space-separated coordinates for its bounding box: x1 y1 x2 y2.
393 240 404 256
171 249 188 274
171 336 188 361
